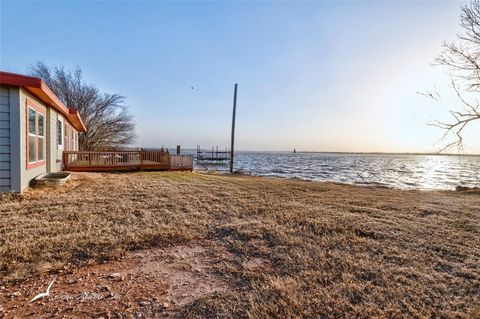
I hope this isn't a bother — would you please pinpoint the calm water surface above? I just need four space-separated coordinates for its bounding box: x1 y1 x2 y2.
195 152 480 190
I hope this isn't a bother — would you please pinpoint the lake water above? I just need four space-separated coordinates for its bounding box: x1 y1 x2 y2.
194 152 480 190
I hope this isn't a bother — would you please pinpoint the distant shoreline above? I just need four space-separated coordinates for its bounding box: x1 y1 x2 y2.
289 151 480 157
143 147 480 157
230 150 480 156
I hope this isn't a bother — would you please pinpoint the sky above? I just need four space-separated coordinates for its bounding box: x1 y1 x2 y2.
1 0 479 153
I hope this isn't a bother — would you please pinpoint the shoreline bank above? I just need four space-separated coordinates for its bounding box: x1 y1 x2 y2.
199 169 480 192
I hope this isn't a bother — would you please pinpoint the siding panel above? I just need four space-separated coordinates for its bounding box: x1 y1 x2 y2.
0 121 9 129
0 96 9 105
0 86 15 192
0 129 9 138
0 170 10 178
0 86 9 116
0 137 9 145
0 162 10 169
0 178 10 187
0 86 9 192
0 113 9 121
0 145 10 153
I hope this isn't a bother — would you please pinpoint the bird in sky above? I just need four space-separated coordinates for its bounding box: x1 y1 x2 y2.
29 278 56 303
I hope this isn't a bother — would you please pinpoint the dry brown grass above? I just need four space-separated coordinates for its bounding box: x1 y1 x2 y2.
0 171 479 318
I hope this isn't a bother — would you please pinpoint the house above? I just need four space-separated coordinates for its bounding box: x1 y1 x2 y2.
0 71 87 192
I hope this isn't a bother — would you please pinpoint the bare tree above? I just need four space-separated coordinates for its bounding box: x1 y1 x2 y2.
425 0 480 152
29 62 135 150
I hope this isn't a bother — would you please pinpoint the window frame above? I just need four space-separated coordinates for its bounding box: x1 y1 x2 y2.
26 99 46 170
37 112 45 161
74 131 78 151
57 116 64 150
63 123 79 151
70 127 74 150
65 123 70 151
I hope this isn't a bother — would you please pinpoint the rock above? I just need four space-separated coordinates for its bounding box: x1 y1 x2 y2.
456 185 479 192
9 291 21 298
98 285 110 292
66 279 78 285
107 273 124 281
108 292 120 300
166 298 176 305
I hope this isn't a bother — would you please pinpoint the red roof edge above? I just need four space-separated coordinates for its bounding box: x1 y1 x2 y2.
0 71 42 88
68 108 87 132
0 71 87 132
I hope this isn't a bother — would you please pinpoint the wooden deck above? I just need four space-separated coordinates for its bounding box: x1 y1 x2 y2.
63 151 193 172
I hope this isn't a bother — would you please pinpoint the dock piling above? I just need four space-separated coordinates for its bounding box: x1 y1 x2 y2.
230 83 238 173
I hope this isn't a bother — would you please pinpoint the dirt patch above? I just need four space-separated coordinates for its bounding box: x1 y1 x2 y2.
0 245 230 318
242 257 271 271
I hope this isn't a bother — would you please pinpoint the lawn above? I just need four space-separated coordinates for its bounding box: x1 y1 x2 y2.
0 172 479 318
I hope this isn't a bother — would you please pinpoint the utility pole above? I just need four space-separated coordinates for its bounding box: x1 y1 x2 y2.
230 83 238 173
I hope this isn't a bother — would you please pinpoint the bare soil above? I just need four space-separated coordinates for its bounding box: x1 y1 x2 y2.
1 245 230 318
0 171 479 318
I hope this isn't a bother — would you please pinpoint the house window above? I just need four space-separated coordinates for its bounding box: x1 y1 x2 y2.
28 108 36 163
38 113 45 160
26 100 46 169
57 118 63 149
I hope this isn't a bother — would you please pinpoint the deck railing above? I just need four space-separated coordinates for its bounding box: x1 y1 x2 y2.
170 154 194 170
63 151 193 172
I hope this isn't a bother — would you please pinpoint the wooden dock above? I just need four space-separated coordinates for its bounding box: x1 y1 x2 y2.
195 145 230 165
63 151 193 172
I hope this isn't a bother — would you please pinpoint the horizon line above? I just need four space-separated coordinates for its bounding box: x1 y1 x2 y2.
138 146 480 157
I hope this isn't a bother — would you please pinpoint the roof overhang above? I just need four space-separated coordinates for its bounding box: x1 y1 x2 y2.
0 71 87 132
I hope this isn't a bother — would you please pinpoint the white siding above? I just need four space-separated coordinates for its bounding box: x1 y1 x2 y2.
55 113 66 171
47 108 64 172
0 87 10 191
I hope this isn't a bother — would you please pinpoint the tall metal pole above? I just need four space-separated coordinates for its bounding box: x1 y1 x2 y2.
230 83 238 173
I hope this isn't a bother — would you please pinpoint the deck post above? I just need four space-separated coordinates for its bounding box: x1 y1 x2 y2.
230 83 238 174
63 152 68 170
